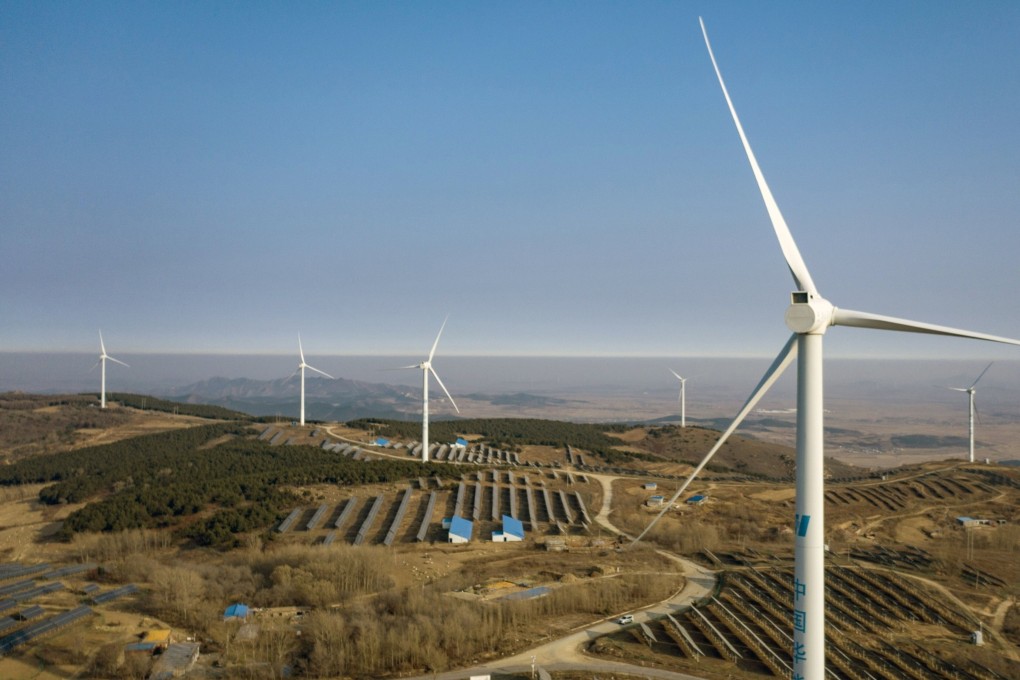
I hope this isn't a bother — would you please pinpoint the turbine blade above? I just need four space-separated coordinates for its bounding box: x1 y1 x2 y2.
428 315 449 362
305 364 335 380
298 334 305 362
107 356 129 368
832 308 1020 346
429 365 460 414
99 331 106 355
88 360 101 373
970 362 994 389
630 334 798 547
948 387 969 393
700 17 817 294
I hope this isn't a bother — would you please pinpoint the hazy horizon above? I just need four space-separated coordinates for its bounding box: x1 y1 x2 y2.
4 352 1019 418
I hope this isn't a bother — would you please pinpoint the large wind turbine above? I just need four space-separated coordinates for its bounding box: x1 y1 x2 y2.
950 362 992 463
669 369 687 428
295 335 334 426
94 331 129 409
637 19 1020 680
400 318 459 463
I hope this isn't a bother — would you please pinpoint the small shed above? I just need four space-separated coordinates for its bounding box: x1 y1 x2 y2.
956 517 990 528
374 437 390 447
223 603 250 621
149 642 200 680
646 495 665 507
686 494 707 505
142 629 171 650
454 437 469 448
492 515 525 543
642 482 658 490
447 516 473 544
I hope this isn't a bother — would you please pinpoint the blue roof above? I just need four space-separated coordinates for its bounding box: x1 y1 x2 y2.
449 515 473 540
501 514 525 539
455 437 468 446
224 603 250 619
687 494 706 503
375 437 390 446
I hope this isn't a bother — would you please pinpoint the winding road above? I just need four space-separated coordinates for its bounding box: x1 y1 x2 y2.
401 471 718 680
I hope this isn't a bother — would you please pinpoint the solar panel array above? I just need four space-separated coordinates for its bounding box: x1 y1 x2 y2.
353 495 384 546
276 508 302 533
90 584 138 605
383 489 414 546
0 605 93 656
0 583 63 613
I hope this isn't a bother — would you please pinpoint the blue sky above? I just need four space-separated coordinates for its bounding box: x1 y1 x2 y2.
2 1 1019 360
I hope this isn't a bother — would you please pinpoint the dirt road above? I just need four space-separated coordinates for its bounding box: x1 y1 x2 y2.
400 470 718 680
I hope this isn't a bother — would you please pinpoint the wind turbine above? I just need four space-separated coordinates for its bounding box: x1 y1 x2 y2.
93 331 128 409
632 19 1020 680
399 317 459 463
669 369 687 428
294 335 334 427
950 362 993 463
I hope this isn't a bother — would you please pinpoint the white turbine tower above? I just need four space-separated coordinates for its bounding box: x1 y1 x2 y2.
669 369 687 428
400 317 459 463
632 20 1020 680
94 331 128 409
950 362 992 463
295 336 334 427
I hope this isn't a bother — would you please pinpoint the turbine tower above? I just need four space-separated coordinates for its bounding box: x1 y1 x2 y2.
295 335 334 427
950 362 992 463
400 317 459 463
94 331 128 409
669 369 687 428
636 20 1020 680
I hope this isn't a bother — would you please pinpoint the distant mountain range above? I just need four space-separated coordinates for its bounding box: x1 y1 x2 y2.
166 376 418 422
164 377 578 423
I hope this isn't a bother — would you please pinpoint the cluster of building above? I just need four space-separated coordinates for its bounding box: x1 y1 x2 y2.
443 514 525 544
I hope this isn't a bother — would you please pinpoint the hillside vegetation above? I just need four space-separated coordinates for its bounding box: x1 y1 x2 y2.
349 417 661 463
0 422 461 547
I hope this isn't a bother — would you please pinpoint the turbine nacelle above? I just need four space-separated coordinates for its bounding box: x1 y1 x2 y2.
785 291 834 335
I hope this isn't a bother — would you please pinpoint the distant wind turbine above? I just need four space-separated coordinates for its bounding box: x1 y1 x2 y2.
294 335 334 426
631 20 1020 680
950 362 993 463
399 317 459 463
669 369 687 428
93 331 128 409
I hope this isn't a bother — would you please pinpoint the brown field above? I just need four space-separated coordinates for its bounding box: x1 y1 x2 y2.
0 400 1018 679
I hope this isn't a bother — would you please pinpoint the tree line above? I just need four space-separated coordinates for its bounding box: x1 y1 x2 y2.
0 423 463 547
347 416 659 463
106 393 251 420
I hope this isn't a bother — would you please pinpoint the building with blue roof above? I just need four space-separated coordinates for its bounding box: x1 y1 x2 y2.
686 494 708 505
445 516 473 543
223 603 250 621
454 437 468 447
374 437 390 447
492 515 525 542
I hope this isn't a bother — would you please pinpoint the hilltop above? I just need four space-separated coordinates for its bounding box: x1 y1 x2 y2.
0 394 1016 680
